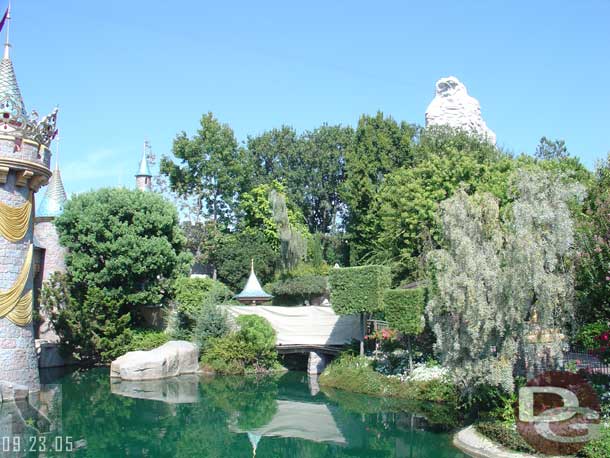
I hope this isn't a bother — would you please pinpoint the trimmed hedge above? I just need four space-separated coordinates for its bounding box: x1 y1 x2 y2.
329 265 391 315
267 275 328 302
383 288 426 335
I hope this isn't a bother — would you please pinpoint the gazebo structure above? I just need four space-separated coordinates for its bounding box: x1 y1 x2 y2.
234 260 272 305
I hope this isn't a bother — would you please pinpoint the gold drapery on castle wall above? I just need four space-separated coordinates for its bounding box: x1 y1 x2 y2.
0 244 33 326
0 193 32 242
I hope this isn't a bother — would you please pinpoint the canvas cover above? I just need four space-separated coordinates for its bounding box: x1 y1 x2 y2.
225 305 361 346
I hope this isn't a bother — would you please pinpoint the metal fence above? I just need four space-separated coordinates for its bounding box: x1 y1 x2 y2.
563 346 610 375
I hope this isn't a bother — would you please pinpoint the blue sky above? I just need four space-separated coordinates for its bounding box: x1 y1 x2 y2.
8 0 610 195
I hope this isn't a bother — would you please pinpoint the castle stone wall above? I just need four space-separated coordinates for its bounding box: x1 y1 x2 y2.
34 221 66 281
0 172 40 392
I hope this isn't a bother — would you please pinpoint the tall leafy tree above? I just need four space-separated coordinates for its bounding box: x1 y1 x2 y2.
535 136 569 160
427 171 584 391
298 125 353 233
246 124 352 234
374 128 513 281
160 112 247 224
342 112 417 264
55 188 192 314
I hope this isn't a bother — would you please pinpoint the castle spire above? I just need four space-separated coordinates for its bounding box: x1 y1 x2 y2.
135 140 152 191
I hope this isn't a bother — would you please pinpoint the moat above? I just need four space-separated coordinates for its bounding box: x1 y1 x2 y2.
0 368 467 458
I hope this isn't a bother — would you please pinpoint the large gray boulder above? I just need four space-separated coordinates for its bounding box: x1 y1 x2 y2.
110 341 199 381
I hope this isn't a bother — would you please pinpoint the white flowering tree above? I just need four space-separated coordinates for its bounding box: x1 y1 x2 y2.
427 170 584 392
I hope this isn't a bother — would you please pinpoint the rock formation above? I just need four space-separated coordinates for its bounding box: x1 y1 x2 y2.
425 76 496 144
110 341 199 381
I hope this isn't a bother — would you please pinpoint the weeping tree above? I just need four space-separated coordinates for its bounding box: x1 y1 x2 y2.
270 189 308 272
427 170 584 392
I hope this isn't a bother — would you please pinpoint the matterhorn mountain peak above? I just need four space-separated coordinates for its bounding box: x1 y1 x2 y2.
425 76 496 145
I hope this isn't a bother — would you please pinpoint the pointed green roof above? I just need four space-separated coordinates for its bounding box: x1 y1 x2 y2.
235 260 273 303
0 56 26 117
136 149 152 177
37 165 67 218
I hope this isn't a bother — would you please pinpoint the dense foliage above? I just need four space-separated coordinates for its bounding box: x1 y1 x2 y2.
171 276 233 336
329 265 391 315
202 315 278 374
193 304 230 352
267 275 328 304
383 288 426 335
42 274 132 364
209 230 279 291
427 171 584 391
576 154 610 323
160 112 248 224
55 188 191 317
342 113 417 264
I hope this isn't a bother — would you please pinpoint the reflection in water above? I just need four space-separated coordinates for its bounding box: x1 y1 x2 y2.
0 368 467 457
110 374 199 404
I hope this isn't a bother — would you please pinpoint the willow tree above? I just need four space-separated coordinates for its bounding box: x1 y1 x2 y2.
426 189 513 391
427 170 584 392
270 189 308 272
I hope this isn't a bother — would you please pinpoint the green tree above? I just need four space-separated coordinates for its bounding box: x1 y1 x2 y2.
246 124 352 234
298 124 353 233
535 136 569 160
427 171 584 392
160 112 247 224
55 188 191 319
576 153 610 322
42 277 133 364
343 112 417 264
210 230 279 291
374 128 512 281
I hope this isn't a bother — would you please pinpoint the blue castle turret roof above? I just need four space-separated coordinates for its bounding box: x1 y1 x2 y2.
37 164 67 218
136 149 152 177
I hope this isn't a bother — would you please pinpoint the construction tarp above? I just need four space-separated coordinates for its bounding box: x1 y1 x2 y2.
225 305 361 346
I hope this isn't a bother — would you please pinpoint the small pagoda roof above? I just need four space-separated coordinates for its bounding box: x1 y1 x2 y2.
235 260 273 303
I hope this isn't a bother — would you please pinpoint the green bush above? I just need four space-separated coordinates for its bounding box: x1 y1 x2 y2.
128 329 170 352
172 276 233 335
329 265 391 315
267 275 328 304
475 422 536 454
202 315 278 374
575 321 609 349
383 288 426 335
55 188 192 318
320 354 458 403
193 305 230 352
579 426 610 458
42 276 132 364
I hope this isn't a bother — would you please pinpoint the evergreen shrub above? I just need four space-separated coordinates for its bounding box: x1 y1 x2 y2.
329 265 391 315
172 277 233 336
202 315 278 374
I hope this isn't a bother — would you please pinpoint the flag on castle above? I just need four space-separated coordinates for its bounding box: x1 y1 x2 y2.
0 7 8 34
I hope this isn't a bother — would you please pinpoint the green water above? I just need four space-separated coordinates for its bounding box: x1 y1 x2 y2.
4 368 468 457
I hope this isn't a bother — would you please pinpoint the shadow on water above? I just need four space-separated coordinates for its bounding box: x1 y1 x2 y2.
1 368 467 457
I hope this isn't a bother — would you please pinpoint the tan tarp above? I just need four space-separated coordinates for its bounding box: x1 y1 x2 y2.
225 305 361 346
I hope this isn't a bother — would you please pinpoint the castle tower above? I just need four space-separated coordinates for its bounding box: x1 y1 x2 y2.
0 6 57 393
34 159 67 342
135 142 152 191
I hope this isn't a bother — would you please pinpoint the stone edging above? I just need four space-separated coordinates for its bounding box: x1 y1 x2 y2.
453 425 564 458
